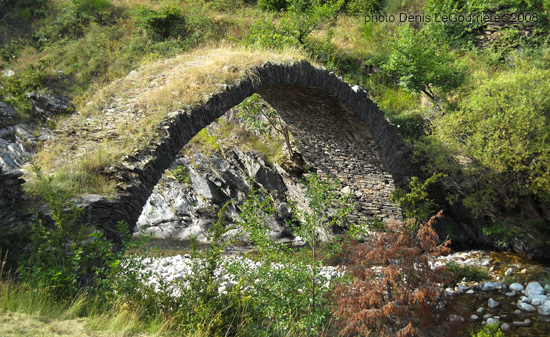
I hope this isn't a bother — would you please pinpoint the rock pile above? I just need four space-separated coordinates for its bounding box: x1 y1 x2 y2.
139 254 340 295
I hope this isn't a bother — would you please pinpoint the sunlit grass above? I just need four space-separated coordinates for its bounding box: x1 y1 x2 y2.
0 279 169 337
27 44 310 199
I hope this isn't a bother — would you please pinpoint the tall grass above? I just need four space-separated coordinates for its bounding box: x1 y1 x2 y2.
0 279 171 336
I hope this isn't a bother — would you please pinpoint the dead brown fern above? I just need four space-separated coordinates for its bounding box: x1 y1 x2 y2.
331 211 456 337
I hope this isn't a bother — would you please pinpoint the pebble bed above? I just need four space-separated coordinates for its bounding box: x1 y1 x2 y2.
141 253 340 295
436 251 550 336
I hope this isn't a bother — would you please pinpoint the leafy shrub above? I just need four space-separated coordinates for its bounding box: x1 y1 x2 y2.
0 60 47 113
429 63 550 213
470 322 504 337
384 108 426 141
423 0 488 48
242 0 342 48
133 6 188 42
17 163 151 300
237 93 294 156
0 0 48 18
173 165 191 184
382 25 465 102
390 173 444 227
172 202 251 335
332 212 454 337
258 0 288 11
345 0 384 16
0 39 22 63
202 0 245 12
34 0 116 44
226 173 351 335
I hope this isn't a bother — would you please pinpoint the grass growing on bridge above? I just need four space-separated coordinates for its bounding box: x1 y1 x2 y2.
26 46 311 199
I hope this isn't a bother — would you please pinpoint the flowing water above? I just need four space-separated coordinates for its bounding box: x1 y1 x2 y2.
443 251 550 337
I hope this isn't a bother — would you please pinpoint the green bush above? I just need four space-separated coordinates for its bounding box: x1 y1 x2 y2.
225 173 351 335
345 0 384 16
471 322 504 337
34 0 116 44
0 60 47 114
258 0 288 11
382 24 465 102
0 0 48 18
172 202 251 335
390 173 444 228
173 165 191 184
16 163 151 300
430 63 550 213
242 0 342 48
133 6 188 42
446 261 490 286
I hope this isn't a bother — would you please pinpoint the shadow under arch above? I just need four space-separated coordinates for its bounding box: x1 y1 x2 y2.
81 61 413 239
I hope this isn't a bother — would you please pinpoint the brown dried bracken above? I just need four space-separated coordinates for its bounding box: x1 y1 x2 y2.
332 211 456 337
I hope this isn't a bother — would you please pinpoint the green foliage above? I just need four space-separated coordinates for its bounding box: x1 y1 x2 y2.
0 60 47 114
192 128 220 154
173 202 251 335
481 223 523 248
237 94 275 136
293 172 351 246
242 0 343 49
390 173 444 228
258 0 288 11
0 39 23 63
384 108 426 141
17 163 151 301
201 0 245 12
430 64 550 213
237 93 294 156
236 94 270 134
172 165 191 184
345 0 384 17
445 261 490 286
133 6 188 42
0 0 48 18
423 0 488 48
382 24 465 101
34 0 116 44
225 173 350 334
470 322 505 337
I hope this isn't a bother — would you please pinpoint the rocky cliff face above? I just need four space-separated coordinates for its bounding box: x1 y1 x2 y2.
135 147 297 243
0 96 71 255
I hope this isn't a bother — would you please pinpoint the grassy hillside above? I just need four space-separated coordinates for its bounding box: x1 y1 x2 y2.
1 0 548 237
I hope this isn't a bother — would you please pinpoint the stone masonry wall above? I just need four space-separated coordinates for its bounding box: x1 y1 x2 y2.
258 85 401 222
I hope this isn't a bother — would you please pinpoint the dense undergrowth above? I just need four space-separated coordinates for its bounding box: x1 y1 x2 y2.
1 0 549 335
2 169 484 336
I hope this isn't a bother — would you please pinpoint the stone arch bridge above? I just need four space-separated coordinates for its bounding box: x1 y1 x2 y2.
82 60 413 238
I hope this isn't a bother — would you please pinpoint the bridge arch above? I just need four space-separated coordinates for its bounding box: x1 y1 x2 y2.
82 61 412 237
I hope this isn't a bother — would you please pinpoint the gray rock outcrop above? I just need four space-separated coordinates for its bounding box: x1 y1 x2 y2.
135 149 295 243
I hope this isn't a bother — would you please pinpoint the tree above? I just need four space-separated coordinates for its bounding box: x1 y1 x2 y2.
237 93 295 158
242 0 343 49
332 211 454 337
382 25 464 102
